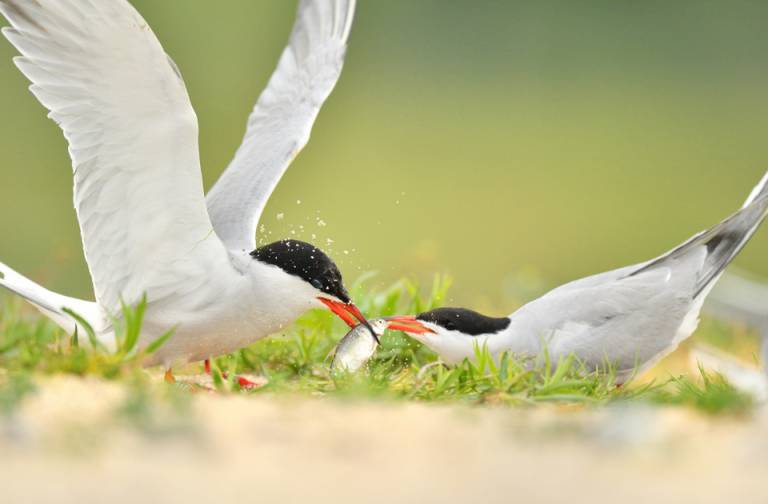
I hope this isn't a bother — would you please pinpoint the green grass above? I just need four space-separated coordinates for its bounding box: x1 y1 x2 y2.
0 274 758 419
649 365 755 416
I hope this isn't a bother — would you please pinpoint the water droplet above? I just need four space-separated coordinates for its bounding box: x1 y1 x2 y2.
276 213 284 221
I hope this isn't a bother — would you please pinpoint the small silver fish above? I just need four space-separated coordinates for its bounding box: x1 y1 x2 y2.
331 318 389 373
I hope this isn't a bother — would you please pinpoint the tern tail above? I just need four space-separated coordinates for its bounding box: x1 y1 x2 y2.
692 196 768 297
632 171 768 298
743 171 768 208
0 260 104 337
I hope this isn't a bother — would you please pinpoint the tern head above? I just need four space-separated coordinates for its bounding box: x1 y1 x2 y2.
251 239 373 333
386 308 511 363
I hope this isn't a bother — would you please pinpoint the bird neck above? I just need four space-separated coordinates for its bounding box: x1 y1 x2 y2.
241 257 321 327
421 319 514 365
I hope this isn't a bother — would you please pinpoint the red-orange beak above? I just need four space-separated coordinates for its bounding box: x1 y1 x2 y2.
317 297 379 343
385 316 437 335
318 297 357 327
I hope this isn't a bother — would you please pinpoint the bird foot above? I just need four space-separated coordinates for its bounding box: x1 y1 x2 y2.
236 375 261 389
203 359 265 390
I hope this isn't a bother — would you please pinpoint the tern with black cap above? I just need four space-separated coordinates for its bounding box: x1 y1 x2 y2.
389 172 768 384
0 0 374 371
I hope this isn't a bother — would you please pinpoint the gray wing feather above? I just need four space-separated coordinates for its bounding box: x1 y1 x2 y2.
631 190 768 298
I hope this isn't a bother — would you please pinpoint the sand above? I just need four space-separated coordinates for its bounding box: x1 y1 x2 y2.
1 375 767 504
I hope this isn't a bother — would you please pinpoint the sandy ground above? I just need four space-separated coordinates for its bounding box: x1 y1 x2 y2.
0 376 767 504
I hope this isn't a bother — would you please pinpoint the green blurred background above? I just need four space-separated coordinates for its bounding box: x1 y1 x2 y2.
1 0 767 312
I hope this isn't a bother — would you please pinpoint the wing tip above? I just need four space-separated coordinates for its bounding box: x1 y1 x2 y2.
341 0 356 42
296 0 356 42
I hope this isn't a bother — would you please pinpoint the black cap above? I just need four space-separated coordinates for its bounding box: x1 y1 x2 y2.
417 308 510 336
251 240 350 302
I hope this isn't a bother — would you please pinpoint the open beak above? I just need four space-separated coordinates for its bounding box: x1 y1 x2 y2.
317 297 380 344
385 316 436 335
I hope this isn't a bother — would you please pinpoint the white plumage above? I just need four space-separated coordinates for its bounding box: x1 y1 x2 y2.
0 0 358 364
399 173 768 383
207 0 355 252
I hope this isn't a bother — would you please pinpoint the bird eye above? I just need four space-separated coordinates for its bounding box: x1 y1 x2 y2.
311 278 323 290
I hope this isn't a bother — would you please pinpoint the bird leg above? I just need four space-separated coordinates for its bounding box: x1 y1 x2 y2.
203 358 261 390
235 376 260 389
164 368 176 383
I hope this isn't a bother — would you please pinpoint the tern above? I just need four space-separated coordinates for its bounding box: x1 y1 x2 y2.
0 0 373 368
389 172 768 383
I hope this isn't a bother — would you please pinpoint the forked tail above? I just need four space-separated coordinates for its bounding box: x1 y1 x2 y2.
0 261 103 335
633 170 768 298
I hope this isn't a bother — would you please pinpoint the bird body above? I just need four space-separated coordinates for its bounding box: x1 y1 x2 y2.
392 173 768 383
0 0 368 367
125 253 325 366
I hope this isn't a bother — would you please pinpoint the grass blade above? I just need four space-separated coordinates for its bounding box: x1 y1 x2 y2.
62 307 103 352
144 327 175 356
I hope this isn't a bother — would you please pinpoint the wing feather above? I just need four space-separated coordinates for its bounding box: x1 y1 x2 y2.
206 0 356 251
1 0 227 313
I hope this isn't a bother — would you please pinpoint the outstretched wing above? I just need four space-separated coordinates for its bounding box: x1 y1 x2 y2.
1 0 227 314
206 0 356 252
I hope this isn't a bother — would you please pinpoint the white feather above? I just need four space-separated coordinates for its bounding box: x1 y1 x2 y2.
0 0 357 365
206 0 356 252
0 0 230 317
418 172 768 383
